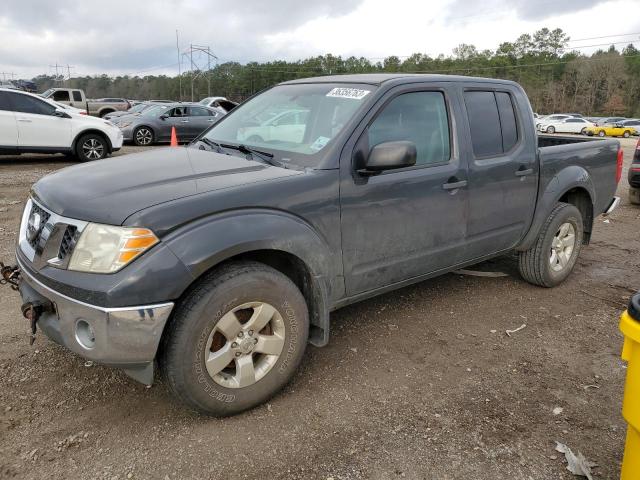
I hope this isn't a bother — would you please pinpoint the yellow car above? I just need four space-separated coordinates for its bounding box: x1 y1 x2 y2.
585 124 637 138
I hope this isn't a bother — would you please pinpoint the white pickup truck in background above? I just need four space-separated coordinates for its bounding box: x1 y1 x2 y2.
41 88 130 117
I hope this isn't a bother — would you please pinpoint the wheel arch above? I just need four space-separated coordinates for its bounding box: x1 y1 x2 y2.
72 129 113 154
161 210 335 347
517 166 595 251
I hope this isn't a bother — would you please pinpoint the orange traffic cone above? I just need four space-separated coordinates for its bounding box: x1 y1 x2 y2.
170 126 178 147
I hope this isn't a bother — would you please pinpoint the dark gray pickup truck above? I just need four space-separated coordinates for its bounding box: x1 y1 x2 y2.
4 74 622 415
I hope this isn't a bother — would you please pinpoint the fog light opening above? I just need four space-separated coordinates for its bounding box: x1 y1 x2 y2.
75 320 96 349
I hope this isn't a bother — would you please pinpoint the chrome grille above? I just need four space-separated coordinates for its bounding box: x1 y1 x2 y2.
58 226 79 260
26 202 51 249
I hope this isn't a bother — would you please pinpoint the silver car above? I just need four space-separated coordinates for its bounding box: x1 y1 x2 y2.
112 103 224 146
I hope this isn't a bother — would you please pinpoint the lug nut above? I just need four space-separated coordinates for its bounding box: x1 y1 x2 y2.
254 338 258 344
238 332 244 338
248 330 254 336
235 352 241 357
232 342 238 348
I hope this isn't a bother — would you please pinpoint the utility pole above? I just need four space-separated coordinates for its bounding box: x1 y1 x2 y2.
0 72 16 82
176 30 182 101
181 44 217 102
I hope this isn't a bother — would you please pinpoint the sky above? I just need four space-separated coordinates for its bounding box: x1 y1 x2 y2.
0 0 639 79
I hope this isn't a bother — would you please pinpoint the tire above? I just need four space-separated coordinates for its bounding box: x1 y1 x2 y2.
75 133 108 162
598 130 606 137
580 128 587 135
160 261 309 416
546 126 555 134
133 126 154 146
518 203 584 288
630 187 640 205
623 130 631 138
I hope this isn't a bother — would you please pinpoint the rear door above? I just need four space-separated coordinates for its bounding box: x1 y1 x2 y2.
8 91 72 148
340 84 469 295
186 106 219 138
0 91 18 151
460 85 538 255
565 118 587 133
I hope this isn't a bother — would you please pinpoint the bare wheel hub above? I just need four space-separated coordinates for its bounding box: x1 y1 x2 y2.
204 302 286 389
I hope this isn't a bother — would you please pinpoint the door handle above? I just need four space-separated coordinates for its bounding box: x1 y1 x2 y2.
180 120 189 123
515 168 534 177
17 118 32 123
442 179 468 190
207 119 216 122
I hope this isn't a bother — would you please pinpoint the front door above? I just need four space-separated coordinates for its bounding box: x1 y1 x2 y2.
9 91 72 148
164 106 191 141
340 86 469 296
460 86 538 255
186 106 219 139
0 91 18 150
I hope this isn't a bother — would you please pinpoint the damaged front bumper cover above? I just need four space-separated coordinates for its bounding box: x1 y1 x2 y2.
16 256 173 385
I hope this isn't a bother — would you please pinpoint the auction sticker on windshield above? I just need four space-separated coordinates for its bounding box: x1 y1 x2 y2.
326 88 370 100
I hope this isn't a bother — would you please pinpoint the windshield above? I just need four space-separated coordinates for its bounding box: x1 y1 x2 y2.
202 83 374 166
41 89 54 98
129 103 150 113
199 98 212 105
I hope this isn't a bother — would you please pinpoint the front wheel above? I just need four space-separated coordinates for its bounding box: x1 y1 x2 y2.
598 130 606 137
518 203 584 287
623 130 631 138
546 126 555 134
160 261 309 416
76 133 108 162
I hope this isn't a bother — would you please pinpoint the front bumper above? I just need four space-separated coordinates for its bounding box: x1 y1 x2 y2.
17 254 173 384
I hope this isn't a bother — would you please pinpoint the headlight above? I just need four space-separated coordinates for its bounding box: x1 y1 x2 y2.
68 224 159 273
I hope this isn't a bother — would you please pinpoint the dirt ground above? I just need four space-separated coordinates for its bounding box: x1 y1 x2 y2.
0 139 639 480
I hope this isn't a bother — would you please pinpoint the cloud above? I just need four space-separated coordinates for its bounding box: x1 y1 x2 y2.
445 0 605 23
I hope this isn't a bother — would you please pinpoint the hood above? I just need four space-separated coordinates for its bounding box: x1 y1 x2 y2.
32 147 301 226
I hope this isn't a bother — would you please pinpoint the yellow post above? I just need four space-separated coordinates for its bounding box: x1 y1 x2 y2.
620 302 640 479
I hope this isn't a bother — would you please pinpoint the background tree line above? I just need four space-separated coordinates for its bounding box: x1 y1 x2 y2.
32 28 640 116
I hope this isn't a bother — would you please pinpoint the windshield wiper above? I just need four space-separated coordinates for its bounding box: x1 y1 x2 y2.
219 143 283 168
197 137 226 154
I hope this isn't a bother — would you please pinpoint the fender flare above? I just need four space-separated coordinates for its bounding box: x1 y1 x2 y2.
162 208 335 346
517 165 595 251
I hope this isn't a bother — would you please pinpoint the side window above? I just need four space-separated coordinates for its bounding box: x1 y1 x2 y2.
367 91 450 166
52 90 70 102
464 91 502 157
464 90 520 157
188 106 212 117
171 107 186 117
8 93 56 115
72 91 83 102
495 92 518 152
0 92 11 111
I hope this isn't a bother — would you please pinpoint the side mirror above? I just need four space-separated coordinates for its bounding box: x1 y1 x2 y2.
358 141 417 175
160 114 169 120
53 109 71 119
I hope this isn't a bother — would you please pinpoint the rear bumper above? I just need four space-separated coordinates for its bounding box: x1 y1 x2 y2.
17 255 173 383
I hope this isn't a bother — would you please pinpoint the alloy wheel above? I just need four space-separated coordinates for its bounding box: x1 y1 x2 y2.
549 222 576 272
135 128 153 145
204 302 286 389
82 138 105 160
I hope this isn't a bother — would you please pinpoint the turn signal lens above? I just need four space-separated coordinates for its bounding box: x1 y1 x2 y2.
68 224 159 273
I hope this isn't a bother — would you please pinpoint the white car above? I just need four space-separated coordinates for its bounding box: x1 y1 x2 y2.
236 109 310 144
0 88 122 161
538 117 595 134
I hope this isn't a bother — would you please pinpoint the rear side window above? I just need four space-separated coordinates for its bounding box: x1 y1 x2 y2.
8 92 56 115
464 90 520 157
188 106 213 117
73 91 83 102
368 91 450 166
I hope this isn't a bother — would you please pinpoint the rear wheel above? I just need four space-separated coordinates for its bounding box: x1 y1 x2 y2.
623 130 631 138
160 261 309 416
134 126 154 146
546 126 555 134
580 127 587 135
518 203 583 287
598 130 606 137
75 133 108 162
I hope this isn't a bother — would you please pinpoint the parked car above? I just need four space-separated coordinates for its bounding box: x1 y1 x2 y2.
6 74 621 416
111 103 223 145
537 117 594 134
0 87 122 161
199 96 238 113
13 80 38 93
40 88 130 117
596 117 627 126
629 138 640 205
103 101 159 121
584 124 637 138
535 114 571 129
49 100 88 116
236 108 310 143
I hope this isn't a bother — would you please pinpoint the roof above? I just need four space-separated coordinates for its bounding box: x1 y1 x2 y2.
281 73 517 86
